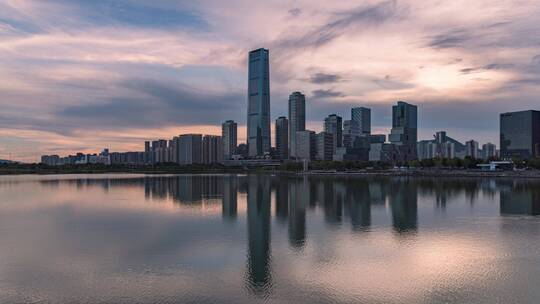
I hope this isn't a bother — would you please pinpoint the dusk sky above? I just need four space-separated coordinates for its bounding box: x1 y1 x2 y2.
1 0 540 162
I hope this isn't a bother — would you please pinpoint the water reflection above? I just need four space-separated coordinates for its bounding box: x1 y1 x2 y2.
4 174 539 303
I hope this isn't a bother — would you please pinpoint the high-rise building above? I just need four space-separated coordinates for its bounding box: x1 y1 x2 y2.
465 140 479 159
222 120 237 160
288 92 306 158
316 132 334 161
275 116 289 160
144 141 151 164
389 101 418 161
482 143 497 160
296 130 317 161
343 120 360 148
351 107 371 135
500 110 540 159
179 134 202 165
247 48 271 157
202 135 223 164
324 114 343 155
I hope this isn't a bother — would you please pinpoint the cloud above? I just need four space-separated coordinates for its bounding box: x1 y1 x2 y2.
288 8 302 17
460 63 514 74
307 73 343 84
58 78 244 129
276 0 399 50
311 89 346 99
428 29 471 49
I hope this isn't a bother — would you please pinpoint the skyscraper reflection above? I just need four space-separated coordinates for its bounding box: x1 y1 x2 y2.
345 179 371 231
222 175 238 220
288 177 307 249
500 181 540 215
245 175 272 295
389 179 418 234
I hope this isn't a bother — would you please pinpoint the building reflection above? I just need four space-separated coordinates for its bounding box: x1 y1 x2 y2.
500 181 540 216
389 179 418 234
245 175 272 295
345 179 371 231
222 176 238 220
288 177 307 249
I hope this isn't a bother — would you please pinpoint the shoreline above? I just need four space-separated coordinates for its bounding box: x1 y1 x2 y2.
1 167 540 179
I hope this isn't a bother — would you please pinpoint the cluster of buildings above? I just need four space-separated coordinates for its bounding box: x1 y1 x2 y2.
40 48 540 167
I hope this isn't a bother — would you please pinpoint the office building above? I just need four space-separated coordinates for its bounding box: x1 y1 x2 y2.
247 48 271 157
179 134 203 165
296 130 317 161
202 135 223 164
369 134 386 144
482 143 497 160
333 136 370 162
275 116 289 160
316 132 334 161
343 120 360 148
222 120 237 160
351 107 371 135
369 143 398 162
288 92 306 158
500 110 540 159
465 140 479 159
389 101 418 161
324 114 343 155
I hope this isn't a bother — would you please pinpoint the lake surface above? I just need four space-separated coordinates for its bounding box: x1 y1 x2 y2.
1 174 540 303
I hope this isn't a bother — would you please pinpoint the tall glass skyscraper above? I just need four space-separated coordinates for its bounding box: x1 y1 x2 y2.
351 107 371 135
247 48 271 157
222 120 237 160
324 114 343 154
275 116 289 160
389 101 418 161
500 110 540 159
288 92 306 159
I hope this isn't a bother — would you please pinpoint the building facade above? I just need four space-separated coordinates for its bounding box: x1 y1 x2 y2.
316 132 334 161
482 143 497 160
222 120 237 160
465 140 479 159
343 120 360 148
247 48 271 157
296 130 317 161
288 92 306 159
500 110 540 159
179 134 203 165
275 116 289 160
324 114 343 155
202 135 223 164
389 101 418 161
351 107 371 135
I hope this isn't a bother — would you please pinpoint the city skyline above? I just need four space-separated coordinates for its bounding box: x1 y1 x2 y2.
1 1 540 162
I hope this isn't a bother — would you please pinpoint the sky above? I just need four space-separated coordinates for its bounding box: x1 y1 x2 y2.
1 0 539 162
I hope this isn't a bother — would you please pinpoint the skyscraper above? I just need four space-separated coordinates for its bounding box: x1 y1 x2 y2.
275 116 289 160
500 110 540 159
247 48 271 157
288 92 306 158
202 135 223 164
482 143 497 160
343 120 360 148
222 120 237 160
351 107 371 135
179 134 202 165
389 101 418 161
324 114 343 154
465 140 479 159
296 130 317 161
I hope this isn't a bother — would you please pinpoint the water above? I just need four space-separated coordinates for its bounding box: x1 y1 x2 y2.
0 174 540 303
